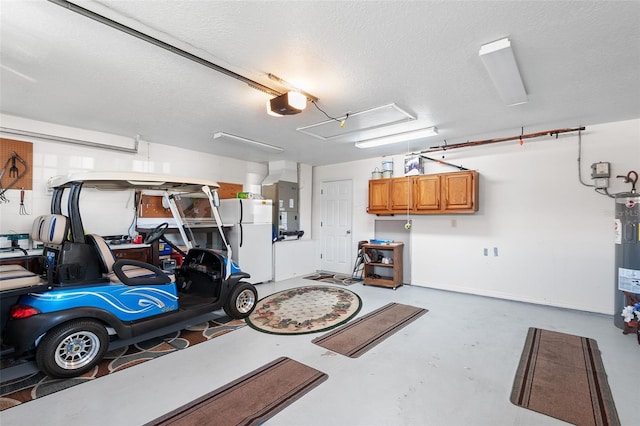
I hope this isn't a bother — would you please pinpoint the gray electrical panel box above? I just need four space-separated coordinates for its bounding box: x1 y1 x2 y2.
591 162 610 178
262 181 300 240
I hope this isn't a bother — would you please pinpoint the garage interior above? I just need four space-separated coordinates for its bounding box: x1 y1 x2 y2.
1 1 639 425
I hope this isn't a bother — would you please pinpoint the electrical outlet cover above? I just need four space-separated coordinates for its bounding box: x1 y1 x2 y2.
594 177 609 189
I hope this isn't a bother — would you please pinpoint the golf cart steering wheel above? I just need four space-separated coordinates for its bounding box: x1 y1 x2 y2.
143 222 169 244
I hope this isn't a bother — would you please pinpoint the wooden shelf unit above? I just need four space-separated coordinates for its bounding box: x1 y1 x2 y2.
362 242 403 289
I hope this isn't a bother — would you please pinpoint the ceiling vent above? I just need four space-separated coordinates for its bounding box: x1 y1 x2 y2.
297 103 416 141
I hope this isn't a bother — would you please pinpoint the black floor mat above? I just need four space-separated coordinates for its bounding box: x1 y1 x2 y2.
178 292 218 308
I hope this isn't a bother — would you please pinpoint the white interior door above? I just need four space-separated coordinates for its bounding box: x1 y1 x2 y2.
320 179 353 274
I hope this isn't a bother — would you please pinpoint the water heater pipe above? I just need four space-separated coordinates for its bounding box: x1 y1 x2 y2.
617 170 638 193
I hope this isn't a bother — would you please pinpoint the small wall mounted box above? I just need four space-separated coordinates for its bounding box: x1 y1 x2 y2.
591 162 610 178
594 178 609 189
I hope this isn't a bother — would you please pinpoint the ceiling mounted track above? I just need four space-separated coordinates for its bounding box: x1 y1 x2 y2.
268 74 318 103
48 0 284 98
418 127 586 154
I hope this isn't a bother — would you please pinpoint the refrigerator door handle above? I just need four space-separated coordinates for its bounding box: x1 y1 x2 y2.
239 223 243 247
239 199 243 223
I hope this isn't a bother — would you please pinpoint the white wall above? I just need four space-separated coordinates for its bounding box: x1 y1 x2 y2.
3 114 637 314
273 239 317 281
313 119 640 315
0 114 268 237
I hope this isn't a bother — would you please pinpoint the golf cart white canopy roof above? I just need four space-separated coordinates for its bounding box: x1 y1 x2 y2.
47 171 219 192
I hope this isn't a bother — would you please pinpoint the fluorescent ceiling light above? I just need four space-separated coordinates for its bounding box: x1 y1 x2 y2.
355 126 438 149
479 38 528 106
297 103 416 140
0 126 139 153
213 132 283 152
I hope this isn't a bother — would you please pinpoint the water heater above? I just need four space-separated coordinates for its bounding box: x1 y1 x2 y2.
613 189 640 329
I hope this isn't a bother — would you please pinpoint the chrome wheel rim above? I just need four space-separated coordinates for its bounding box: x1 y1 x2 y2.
54 331 101 370
236 289 256 314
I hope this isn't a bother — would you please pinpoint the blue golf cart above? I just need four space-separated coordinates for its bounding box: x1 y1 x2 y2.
0 171 258 378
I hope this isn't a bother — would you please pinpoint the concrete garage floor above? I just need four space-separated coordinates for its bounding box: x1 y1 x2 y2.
1 276 636 426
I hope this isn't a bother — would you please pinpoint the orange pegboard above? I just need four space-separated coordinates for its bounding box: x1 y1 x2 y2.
217 182 243 199
0 138 33 191
138 195 214 219
138 195 173 218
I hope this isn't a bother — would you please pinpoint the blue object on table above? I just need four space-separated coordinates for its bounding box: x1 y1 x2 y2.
369 239 393 244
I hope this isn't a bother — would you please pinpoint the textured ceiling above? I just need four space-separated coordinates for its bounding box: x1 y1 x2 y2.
1 0 639 166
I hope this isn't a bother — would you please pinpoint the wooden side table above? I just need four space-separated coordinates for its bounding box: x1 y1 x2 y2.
362 242 403 289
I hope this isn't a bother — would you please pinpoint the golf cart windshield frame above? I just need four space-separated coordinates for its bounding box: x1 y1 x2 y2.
47 171 232 276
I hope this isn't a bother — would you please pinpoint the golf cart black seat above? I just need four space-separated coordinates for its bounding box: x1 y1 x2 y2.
34 214 104 286
87 234 174 285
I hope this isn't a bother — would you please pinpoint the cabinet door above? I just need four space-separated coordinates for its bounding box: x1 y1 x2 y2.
414 175 440 211
442 171 477 211
368 179 390 213
389 177 413 211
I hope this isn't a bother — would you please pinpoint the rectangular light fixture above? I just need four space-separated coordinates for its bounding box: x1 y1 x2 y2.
479 38 528 106
355 126 438 149
213 132 283 152
0 126 139 153
297 103 416 140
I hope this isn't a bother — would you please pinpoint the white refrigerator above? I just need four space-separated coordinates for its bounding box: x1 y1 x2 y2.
218 199 273 283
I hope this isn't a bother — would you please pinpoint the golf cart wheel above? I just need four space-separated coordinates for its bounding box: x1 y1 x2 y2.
36 320 109 378
224 282 257 319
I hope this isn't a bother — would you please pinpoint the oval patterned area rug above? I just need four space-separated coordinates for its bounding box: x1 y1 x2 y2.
246 286 362 335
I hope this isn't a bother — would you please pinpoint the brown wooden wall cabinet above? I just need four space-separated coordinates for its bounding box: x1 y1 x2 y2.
367 170 478 215
362 242 403 289
389 178 413 211
368 179 390 212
